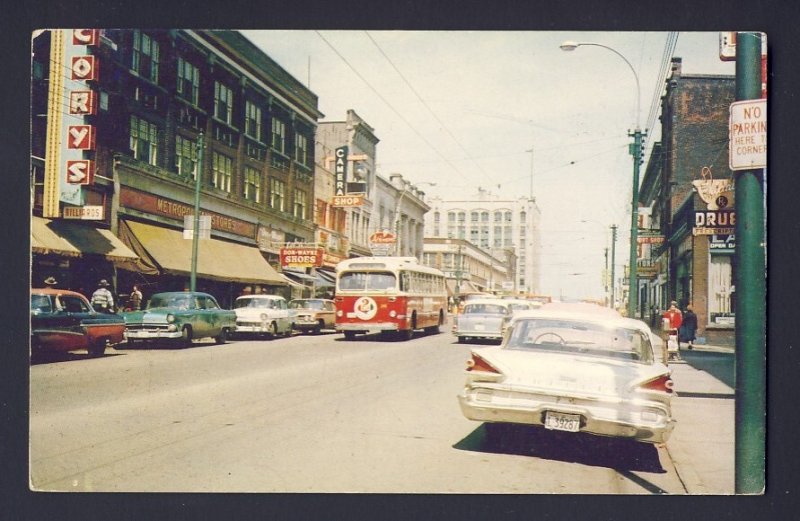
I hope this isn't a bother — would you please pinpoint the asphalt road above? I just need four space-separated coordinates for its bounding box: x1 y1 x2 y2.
29 327 723 494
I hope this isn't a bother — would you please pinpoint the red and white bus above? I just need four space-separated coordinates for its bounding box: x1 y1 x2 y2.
334 256 448 340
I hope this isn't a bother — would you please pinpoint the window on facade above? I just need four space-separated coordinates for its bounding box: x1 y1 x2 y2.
132 30 159 83
212 152 232 192
271 118 286 154
270 178 286 211
244 166 261 203
494 211 503 222
214 81 233 124
447 212 456 223
245 100 262 141
295 133 308 166
129 115 158 165
520 210 527 221
470 229 479 242
175 135 197 179
177 57 199 105
458 212 466 223
471 211 479 222
505 211 513 222
293 189 307 219
434 211 440 223
481 211 489 222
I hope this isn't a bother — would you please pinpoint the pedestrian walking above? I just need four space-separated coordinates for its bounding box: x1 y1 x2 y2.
681 304 698 349
663 301 683 350
129 284 143 311
91 279 115 313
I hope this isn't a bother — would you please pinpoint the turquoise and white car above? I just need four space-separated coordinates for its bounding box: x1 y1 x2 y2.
122 292 236 347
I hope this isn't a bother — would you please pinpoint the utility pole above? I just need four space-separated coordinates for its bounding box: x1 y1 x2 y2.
610 225 618 310
734 31 766 495
190 133 204 292
628 128 645 318
604 247 609 307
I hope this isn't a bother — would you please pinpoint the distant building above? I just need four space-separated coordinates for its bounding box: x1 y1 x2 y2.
316 110 430 259
423 190 541 294
422 237 515 297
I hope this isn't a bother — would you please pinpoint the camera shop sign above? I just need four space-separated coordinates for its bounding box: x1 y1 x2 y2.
693 210 736 236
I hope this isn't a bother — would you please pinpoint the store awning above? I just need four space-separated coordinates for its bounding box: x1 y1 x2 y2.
122 220 286 285
283 268 317 282
446 279 482 297
31 216 138 261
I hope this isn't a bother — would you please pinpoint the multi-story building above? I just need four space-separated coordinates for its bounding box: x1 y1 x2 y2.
422 237 514 297
638 57 736 345
316 110 430 259
31 30 322 308
423 190 541 295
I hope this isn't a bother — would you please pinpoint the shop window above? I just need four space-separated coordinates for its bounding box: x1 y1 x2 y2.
244 166 261 203
132 30 159 83
129 115 158 165
214 81 233 124
175 135 197 179
177 57 199 105
212 152 232 192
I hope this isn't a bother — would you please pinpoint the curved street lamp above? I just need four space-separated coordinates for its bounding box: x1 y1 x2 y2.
560 40 645 318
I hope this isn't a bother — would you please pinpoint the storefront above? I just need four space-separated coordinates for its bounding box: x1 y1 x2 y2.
116 219 287 309
31 216 138 297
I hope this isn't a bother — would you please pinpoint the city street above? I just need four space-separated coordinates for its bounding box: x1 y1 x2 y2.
29 321 734 494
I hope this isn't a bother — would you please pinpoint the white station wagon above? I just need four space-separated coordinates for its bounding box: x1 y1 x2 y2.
232 294 296 338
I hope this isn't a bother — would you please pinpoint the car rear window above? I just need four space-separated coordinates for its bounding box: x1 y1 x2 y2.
506 318 653 363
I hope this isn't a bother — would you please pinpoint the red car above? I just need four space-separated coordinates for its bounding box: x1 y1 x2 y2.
30 288 126 357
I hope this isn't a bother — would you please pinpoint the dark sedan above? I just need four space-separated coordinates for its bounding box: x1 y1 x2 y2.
31 288 125 357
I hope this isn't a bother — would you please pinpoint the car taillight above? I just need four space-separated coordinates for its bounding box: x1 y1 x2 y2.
637 374 674 394
466 353 501 374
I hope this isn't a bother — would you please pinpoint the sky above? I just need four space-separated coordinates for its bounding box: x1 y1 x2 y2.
242 30 736 301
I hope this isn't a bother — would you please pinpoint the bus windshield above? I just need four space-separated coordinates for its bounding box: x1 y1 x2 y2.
338 271 397 291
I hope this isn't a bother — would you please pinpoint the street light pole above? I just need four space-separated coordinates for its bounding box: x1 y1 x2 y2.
610 224 618 310
560 41 644 317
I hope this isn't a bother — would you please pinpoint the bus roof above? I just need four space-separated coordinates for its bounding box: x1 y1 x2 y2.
336 256 445 277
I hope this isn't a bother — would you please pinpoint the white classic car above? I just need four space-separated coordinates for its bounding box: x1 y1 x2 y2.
458 305 675 444
452 299 513 343
232 294 296 338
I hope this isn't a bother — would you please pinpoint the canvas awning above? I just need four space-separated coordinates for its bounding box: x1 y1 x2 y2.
446 279 482 297
120 220 286 285
31 216 138 261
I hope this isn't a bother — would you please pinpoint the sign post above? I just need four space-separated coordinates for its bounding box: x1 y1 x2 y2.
731 32 766 495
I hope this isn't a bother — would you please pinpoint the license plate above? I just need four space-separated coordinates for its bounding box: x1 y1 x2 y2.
544 411 581 432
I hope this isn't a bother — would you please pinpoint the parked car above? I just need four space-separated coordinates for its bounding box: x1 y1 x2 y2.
232 294 295 338
30 288 125 357
121 292 236 346
452 299 513 343
458 306 675 444
289 299 336 334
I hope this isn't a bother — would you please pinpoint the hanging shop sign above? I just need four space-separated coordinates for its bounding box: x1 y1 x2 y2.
693 210 736 236
331 195 364 207
280 247 324 268
43 29 101 218
693 168 734 211
334 146 348 196
710 234 736 252
62 205 103 220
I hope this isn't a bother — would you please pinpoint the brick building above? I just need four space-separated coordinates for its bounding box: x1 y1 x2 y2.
31 30 323 308
638 58 736 345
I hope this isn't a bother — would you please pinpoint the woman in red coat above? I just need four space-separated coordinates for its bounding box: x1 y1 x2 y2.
663 301 683 349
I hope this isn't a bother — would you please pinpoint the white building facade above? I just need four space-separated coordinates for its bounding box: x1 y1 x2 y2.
424 190 541 294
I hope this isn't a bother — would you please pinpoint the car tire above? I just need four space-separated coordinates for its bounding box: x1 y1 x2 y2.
88 337 108 358
457 336 465 343
270 322 278 339
314 320 324 335
180 326 193 347
215 327 228 345
398 328 413 341
343 331 357 340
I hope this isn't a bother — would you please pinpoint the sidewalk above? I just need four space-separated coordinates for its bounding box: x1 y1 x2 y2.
654 337 736 494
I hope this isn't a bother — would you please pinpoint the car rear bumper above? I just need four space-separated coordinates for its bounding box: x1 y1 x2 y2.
235 323 275 333
458 388 675 444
